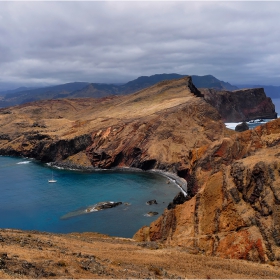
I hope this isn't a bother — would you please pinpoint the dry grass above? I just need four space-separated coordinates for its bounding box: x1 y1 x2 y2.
1 229 280 279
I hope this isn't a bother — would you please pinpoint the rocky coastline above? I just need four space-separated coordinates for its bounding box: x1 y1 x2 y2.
1 76 280 265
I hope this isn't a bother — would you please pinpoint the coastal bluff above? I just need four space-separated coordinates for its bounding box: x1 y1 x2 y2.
201 87 277 122
134 118 280 263
0 76 280 265
0 77 225 174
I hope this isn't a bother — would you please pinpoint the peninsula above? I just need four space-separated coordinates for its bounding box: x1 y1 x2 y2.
1 76 280 278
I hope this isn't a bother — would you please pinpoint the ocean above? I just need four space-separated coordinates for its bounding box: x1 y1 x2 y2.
0 156 179 238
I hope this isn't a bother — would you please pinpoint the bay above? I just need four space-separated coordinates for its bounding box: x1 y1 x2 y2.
0 156 179 238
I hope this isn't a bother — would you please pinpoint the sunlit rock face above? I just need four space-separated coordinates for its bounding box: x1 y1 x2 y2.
0 77 226 175
2 76 280 263
134 118 280 263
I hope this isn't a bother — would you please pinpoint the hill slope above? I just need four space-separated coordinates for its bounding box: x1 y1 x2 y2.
0 77 224 173
1 76 280 266
0 74 237 108
0 82 89 108
1 229 280 279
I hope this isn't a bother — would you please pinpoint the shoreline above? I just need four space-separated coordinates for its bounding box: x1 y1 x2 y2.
48 161 188 196
0 155 188 197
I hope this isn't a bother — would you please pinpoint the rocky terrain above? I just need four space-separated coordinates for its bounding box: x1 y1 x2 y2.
135 117 280 263
1 76 280 277
202 87 277 122
1 229 280 279
0 77 225 174
0 74 238 108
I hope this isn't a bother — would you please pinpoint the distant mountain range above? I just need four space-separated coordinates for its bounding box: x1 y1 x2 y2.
0 74 238 108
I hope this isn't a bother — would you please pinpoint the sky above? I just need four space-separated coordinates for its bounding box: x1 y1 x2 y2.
0 1 280 90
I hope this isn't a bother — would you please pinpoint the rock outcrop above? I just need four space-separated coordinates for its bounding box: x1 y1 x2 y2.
1 76 280 264
134 118 280 263
201 87 277 122
235 121 249 132
0 77 226 175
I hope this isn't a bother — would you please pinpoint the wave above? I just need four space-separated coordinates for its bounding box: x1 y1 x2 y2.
17 161 31 165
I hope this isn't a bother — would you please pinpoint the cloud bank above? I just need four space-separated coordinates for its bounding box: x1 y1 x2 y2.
0 1 280 89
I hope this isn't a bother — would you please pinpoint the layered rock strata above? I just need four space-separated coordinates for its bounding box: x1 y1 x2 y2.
201 87 277 122
0 76 279 263
134 118 280 263
0 77 225 176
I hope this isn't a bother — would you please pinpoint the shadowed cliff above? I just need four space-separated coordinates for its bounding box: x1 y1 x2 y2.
1 76 279 265
0 77 226 176
202 87 277 122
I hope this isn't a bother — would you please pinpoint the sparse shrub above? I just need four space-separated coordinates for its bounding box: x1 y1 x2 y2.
57 260 66 267
149 265 162 276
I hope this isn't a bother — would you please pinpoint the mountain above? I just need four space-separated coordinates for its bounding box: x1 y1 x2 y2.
236 84 280 99
0 86 36 96
0 82 89 108
0 77 219 164
74 74 238 99
0 74 237 108
1 76 280 265
192 75 238 91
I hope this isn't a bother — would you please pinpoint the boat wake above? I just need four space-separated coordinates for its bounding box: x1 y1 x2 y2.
17 161 31 165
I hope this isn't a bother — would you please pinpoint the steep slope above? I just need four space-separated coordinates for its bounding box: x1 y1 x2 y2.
202 87 277 122
72 74 238 99
134 118 280 263
2 76 280 265
0 77 226 176
0 74 238 108
1 229 280 279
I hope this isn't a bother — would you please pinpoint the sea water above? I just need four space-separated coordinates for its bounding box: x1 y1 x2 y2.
0 156 179 237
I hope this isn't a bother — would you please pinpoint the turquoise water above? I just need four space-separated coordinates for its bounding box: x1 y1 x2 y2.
0 156 179 238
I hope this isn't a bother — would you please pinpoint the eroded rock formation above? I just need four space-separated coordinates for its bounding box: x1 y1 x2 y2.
0 76 279 264
134 118 280 262
201 87 277 122
0 77 226 175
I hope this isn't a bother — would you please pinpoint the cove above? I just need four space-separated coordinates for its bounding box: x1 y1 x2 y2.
0 156 179 237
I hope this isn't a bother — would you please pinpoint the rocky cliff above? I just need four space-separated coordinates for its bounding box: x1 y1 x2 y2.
134 118 280 263
201 87 277 122
1 76 279 264
0 77 226 175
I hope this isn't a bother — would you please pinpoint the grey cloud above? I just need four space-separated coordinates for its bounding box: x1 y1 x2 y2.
0 1 280 88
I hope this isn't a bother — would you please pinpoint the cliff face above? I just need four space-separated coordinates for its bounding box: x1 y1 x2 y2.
134 118 280 262
0 77 225 175
201 88 277 122
1 76 280 264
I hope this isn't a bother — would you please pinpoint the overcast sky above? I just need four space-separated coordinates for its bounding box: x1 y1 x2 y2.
0 1 280 90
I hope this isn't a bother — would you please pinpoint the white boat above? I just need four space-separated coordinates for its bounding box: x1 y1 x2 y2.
48 171 57 183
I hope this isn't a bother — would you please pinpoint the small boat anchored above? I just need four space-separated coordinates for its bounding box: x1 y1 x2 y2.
48 171 57 183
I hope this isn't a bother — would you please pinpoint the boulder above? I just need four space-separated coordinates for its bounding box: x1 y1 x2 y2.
235 122 249 132
145 212 158 217
95 202 122 211
146 200 158 205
